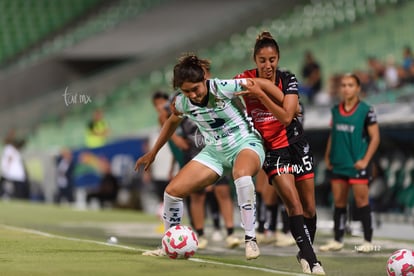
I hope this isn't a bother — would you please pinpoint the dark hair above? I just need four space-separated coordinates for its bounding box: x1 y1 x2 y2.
152 91 169 101
253 31 280 59
199 58 211 73
173 54 205 89
343 73 361 86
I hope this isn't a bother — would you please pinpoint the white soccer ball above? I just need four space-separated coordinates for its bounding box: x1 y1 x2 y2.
107 236 118 244
386 248 414 276
162 225 198 259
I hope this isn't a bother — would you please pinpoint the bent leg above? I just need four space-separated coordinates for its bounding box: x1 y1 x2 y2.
163 160 219 231
233 148 262 238
296 177 317 244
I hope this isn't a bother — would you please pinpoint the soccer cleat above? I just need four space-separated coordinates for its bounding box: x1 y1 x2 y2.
211 230 224 242
142 247 166 257
296 252 325 275
245 237 260 260
256 231 277 244
310 262 326 275
355 241 375 253
319 240 344 252
274 231 296 247
299 258 312 274
197 236 208 249
225 235 242 249
255 232 266 244
263 231 278 244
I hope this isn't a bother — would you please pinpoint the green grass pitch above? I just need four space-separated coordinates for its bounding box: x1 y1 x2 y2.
0 201 409 275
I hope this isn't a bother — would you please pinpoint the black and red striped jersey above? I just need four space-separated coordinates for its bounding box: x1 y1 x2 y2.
234 68 304 149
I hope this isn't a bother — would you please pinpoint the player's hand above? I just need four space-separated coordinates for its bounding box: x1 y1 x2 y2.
236 79 265 98
354 159 368 170
325 157 333 170
135 151 156 171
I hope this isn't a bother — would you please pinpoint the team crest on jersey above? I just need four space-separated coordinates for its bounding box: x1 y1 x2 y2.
303 143 310 154
215 99 226 109
294 127 299 136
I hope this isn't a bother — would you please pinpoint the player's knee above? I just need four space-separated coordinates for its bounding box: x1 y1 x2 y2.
165 185 185 198
285 203 303 216
354 197 369 208
303 208 316 218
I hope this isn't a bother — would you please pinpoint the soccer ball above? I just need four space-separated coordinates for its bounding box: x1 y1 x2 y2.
162 225 198 259
386 249 414 276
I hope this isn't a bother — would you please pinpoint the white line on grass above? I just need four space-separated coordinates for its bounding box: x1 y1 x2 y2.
0 224 307 276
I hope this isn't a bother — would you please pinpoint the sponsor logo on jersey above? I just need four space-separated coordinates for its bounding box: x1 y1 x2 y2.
335 123 355 133
251 108 277 123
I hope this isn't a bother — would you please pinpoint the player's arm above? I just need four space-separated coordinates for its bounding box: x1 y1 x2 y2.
254 78 284 105
354 123 380 170
135 113 183 171
238 78 297 126
324 134 333 170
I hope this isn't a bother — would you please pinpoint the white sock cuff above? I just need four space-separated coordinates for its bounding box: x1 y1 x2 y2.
234 176 253 188
164 192 183 202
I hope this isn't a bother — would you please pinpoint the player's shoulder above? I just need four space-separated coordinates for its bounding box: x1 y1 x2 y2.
277 68 297 81
359 100 373 110
170 92 185 116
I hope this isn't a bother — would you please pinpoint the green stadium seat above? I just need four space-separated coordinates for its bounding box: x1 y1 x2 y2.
0 0 105 64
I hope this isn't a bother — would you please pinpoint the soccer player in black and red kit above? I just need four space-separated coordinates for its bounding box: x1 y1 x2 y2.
234 31 325 275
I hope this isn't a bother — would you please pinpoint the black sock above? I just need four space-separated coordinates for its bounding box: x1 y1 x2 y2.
266 204 278 232
289 215 317 265
256 192 266 233
304 215 317 244
227 227 234 236
333 207 347 242
196 228 204 237
358 205 373 242
245 235 256 242
281 206 290 233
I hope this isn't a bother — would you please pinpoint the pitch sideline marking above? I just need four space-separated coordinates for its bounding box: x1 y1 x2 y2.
0 224 306 276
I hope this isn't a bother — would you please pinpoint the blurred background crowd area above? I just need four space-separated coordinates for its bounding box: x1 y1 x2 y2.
0 0 413 219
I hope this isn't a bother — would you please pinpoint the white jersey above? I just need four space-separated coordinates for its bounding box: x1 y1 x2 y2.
1 144 26 182
174 78 260 151
148 131 174 180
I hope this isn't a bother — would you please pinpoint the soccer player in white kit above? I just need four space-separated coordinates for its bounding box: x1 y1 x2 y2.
135 54 284 260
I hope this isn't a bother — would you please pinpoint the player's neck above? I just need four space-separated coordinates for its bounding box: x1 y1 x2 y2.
343 97 359 111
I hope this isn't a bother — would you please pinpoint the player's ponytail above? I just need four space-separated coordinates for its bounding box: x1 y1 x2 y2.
253 31 280 59
173 54 205 89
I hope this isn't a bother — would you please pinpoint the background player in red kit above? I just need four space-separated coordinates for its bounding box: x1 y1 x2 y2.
235 31 325 275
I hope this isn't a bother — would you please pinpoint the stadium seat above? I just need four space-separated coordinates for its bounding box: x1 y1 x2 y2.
9 0 168 69
0 0 104 65
25 0 414 153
